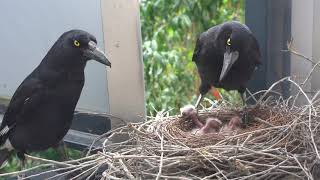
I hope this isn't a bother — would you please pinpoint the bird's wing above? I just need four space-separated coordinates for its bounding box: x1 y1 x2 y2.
250 36 262 66
0 77 46 136
192 35 203 62
192 26 219 62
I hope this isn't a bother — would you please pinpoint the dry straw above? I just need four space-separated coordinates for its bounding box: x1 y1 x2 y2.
1 43 320 179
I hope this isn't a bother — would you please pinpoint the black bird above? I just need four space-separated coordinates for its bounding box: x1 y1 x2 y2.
0 30 111 167
192 21 261 108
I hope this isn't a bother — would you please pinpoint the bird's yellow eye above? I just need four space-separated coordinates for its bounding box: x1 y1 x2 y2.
74 40 80 47
227 38 231 46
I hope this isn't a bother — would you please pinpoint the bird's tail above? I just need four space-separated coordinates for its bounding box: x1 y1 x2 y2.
0 148 11 168
0 126 12 168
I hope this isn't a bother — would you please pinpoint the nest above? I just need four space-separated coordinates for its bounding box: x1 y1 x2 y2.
159 104 293 148
1 47 320 179
88 99 319 180
3 85 319 180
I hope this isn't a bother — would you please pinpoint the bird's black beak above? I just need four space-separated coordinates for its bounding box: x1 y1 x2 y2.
219 47 239 82
83 41 111 67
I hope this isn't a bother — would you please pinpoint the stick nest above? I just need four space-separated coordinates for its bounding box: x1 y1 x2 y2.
95 100 319 180
3 46 320 180
11 82 320 180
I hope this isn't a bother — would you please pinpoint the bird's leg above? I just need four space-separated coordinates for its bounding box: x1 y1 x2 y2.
241 91 246 106
194 94 203 109
239 89 249 126
195 83 211 109
17 152 26 179
53 141 68 161
17 161 26 180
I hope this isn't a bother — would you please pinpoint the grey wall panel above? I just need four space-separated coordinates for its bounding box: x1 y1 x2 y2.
246 0 291 99
0 0 109 113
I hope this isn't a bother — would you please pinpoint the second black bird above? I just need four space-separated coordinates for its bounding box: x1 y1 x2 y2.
0 30 111 166
192 21 261 108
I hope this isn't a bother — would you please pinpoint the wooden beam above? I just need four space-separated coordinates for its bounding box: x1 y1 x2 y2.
101 0 145 127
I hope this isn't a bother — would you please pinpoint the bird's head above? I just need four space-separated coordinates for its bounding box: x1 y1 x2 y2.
46 30 111 68
216 22 251 82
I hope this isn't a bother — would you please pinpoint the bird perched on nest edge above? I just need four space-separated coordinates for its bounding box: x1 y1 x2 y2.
192 21 261 112
0 30 111 168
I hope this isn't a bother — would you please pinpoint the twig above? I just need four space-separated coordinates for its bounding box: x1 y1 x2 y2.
283 40 316 64
254 117 275 127
0 164 53 177
25 154 75 167
156 134 164 180
118 157 135 180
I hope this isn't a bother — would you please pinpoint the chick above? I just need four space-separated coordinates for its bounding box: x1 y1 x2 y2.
228 116 242 130
197 118 222 135
220 116 242 134
180 105 204 128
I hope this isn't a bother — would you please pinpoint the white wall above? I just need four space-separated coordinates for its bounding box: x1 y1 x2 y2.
291 0 320 104
290 0 314 94
0 0 109 113
311 0 320 91
101 0 146 125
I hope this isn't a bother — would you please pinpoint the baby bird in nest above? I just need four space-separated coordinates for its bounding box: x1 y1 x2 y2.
180 105 242 135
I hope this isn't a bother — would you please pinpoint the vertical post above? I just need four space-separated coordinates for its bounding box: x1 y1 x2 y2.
266 0 292 98
245 0 268 94
245 0 291 98
100 0 146 127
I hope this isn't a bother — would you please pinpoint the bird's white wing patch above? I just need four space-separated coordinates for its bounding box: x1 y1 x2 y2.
0 159 8 169
0 126 9 136
0 139 13 151
24 97 30 104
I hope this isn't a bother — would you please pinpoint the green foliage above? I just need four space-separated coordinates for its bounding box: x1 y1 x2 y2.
141 0 244 115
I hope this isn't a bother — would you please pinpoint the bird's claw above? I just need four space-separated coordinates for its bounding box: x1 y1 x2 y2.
241 107 250 127
17 174 27 180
